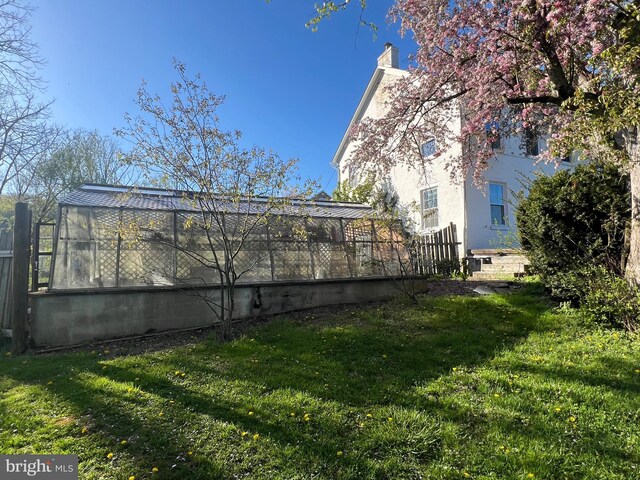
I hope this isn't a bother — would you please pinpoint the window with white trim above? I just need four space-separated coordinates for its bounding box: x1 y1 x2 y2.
421 139 436 158
421 187 438 229
524 128 539 156
485 121 501 150
489 182 506 225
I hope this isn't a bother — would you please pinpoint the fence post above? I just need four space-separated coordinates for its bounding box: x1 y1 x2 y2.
11 202 30 354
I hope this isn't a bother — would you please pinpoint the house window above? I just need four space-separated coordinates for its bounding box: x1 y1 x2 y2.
489 182 506 225
421 139 436 158
421 187 438 229
485 121 501 150
524 128 539 156
347 168 358 188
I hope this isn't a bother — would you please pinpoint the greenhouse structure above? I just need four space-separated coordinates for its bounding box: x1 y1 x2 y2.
50 184 407 291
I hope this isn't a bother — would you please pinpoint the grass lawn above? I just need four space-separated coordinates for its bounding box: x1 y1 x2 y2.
1 282 639 479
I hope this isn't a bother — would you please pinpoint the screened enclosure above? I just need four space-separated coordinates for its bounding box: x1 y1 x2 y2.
50 185 409 290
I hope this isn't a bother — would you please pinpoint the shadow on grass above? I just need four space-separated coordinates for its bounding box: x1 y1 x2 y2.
2 284 637 478
159 289 551 407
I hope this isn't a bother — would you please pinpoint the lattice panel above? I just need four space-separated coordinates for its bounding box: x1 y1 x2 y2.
53 204 414 289
96 240 118 287
224 214 268 239
272 241 313 280
343 219 373 242
269 217 307 241
307 218 343 242
60 207 92 241
119 241 175 286
312 242 350 279
176 215 225 252
92 209 120 237
176 250 210 280
235 240 272 282
353 241 376 276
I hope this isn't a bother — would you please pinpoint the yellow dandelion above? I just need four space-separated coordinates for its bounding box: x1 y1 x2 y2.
635 369 640 373
555 407 561 412
463 472 470 478
253 434 260 441
81 426 88 434
366 413 372 418
304 414 311 422
387 417 393 422
174 370 181 375
181 373 185 377
121 440 127 445
187 451 193 456
494 393 500 398
129 476 135 480
337 451 343 456
127 388 134 393
527 474 535 478
452 367 458 372
106 452 114 460
290 412 296 417
248 411 254 416
152 466 159 473
568 416 576 422
241 431 248 437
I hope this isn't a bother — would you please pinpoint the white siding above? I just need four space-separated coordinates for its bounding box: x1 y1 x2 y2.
335 65 571 255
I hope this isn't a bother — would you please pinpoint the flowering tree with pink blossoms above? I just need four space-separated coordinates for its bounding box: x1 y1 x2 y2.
309 0 640 283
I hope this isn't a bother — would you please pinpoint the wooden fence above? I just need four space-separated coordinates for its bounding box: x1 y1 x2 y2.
413 222 461 275
0 228 13 334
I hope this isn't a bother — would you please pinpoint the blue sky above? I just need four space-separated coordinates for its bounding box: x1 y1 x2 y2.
29 1 416 193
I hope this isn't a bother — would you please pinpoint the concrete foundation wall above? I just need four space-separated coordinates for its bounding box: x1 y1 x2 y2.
30 277 432 348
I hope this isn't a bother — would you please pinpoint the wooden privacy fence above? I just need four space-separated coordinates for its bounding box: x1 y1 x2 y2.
0 228 13 334
413 222 461 275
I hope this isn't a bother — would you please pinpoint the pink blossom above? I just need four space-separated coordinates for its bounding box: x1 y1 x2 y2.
349 0 618 183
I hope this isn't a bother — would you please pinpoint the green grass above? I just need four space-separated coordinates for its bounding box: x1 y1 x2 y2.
1 283 639 479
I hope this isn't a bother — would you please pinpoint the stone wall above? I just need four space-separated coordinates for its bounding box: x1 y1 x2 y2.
30 277 432 348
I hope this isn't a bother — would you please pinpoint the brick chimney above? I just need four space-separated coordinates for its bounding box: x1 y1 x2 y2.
377 42 399 68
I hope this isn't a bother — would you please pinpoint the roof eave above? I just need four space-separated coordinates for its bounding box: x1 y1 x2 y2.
330 67 385 169
330 66 409 170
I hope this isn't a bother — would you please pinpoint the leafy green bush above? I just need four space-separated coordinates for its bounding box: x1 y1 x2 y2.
579 266 640 331
332 176 375 203
516 162 630 302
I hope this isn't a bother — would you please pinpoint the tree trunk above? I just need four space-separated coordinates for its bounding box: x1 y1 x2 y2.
624 129 640 285
222 285 234 341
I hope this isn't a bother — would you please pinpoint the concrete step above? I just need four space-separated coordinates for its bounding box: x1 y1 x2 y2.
470 271 526 280
488 255 528 265
481 263 528 273
469 248 520 256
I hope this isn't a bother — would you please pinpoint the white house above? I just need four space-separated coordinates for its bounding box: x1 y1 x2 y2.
332 43 569 268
